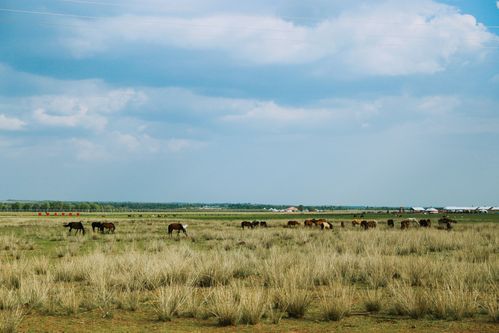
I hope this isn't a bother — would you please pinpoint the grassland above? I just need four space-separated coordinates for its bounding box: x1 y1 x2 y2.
0 211 498 332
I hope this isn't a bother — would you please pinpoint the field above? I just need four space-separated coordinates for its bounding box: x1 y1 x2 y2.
0 211 498 332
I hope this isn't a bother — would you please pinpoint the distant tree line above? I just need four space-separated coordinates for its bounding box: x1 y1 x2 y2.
0 201 401 212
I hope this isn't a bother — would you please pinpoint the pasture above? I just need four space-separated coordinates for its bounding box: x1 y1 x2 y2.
0 211 498 332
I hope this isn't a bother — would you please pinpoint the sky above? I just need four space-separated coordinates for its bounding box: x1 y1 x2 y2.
0 0 498 206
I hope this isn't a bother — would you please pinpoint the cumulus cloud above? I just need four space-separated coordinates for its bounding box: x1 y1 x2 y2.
61 0 497 75
0 114 26 130
30 88 144 131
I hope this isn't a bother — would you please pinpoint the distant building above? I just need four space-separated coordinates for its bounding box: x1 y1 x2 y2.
285 206 299 212
411 207 425 213
425 208 439 214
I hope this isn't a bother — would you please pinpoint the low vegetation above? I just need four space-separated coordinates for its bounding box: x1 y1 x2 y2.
0 212 497 332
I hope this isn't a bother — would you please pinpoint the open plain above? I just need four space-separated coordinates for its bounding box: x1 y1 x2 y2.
0 211 497 332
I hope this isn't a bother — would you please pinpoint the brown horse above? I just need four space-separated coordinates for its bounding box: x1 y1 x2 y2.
241 221 253 229
304 220 314 227
91 222 102 232
168 223 188 237
251 221 260 228
400 220 410 230
99 222 115 233
340 221 345 228
63 222 85 235
387 219 395 228
259 221 268 228
351 220 362 227
287 220 300 228
419 219 431 228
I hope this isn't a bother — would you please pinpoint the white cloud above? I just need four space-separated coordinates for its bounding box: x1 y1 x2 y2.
497 1 499 10
33 107 108 130
0 114 26 130
30 88 144 131
61 1 497 75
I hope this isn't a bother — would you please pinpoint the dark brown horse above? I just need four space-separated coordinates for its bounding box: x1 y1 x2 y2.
64 222 85 235
251 221 260 228
91 222 102 232
287 220 300 228
168 223 188 237
99 222 115 233
419 219 431 228
241 221 253 229
387 219 395 228
259 221 268 228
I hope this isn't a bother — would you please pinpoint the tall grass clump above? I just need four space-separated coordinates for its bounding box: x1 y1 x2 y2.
153 285 191 322
208 286 241 326
319 284 354 321
239 287 268 325
481 293 499 322
362 289 383 313
430 283 478 320
0 306 25 333
388 282 430 319
274 283 312 319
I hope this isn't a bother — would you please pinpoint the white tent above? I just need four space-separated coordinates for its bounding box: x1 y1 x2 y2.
425 208 439 214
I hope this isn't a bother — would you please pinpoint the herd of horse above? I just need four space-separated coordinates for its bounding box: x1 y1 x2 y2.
62 221 189 237
62 215 458 237
280 216 457 230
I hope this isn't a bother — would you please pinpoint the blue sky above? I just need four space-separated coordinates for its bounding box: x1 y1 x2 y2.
0 0 498 206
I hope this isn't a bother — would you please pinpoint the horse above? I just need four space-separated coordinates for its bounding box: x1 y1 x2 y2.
63 222 85 235
314 218 327 226
304 220 314 227
360 220 369 230
419 219 431 228
319 221 333 230
91 222 102 232
99 222 115 233
387 219 395 228
241 221 253 229
168 223 188 237
251 221 260 228
287 220 300 228
400 220 410 230
368 220 377 229
259 221 268 228
340 221 345 228
404 217 419 227
351 220 362 227
438 217 457 226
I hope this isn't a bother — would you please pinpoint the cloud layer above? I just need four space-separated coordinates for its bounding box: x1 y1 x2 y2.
61 1 496 75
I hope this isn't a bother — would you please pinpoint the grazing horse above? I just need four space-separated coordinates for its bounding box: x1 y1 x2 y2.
438 217 457 226
360 220 369 230
419 219 431 228
287 220 300 228
404 218 419 227
260 221 268 228
304 220 314 227
351 220 362 227
168 223 188 237
99 222 115 233
367 220 377 229
63 222 85 235
400 220 410 230
91 222 102 232
319 221 333 230
340 221 345 228
251 221 260 228
387 219 395 228
241 221 253 229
